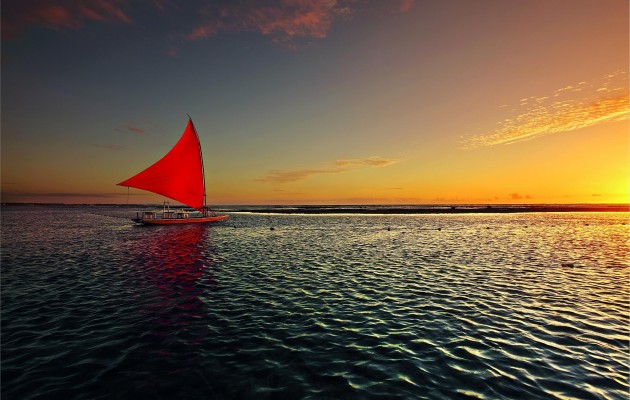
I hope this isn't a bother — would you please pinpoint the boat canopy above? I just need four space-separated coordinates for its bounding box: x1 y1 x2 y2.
118 119 205 211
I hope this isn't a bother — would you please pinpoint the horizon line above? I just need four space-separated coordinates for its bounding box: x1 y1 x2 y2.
2 202 628 207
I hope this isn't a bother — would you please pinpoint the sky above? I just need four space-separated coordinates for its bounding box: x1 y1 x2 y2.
1 0 628 205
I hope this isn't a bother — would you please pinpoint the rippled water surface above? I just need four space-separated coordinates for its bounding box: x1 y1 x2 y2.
2 206 628 399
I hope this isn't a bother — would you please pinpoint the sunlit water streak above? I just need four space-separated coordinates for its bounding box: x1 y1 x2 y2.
2 206 628 399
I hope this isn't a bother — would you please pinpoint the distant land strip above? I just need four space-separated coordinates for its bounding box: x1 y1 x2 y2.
2 203 628 214
230 205 629 214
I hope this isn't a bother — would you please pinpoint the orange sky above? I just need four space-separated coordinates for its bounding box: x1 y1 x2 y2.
2 0 628 205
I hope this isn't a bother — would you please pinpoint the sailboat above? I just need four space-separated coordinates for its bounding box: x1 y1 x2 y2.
117 117 229 225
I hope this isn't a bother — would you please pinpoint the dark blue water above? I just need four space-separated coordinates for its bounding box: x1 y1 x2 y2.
2 206 628 399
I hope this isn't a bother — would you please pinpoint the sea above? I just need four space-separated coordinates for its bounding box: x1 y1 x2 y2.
1 205 628 399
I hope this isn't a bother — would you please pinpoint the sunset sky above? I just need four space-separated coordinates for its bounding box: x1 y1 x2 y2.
2 0 628 205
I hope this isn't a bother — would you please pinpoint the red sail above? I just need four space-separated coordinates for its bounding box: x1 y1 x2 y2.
118 119 205 211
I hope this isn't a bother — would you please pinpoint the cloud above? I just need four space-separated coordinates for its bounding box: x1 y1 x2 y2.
510 193 532 200
4 191 120 198
116 124 145 135
258 156 399 184
257 168 348 184
152 0 179 14
333 156 398 167
463 71 629 148
399 0 415 13
3 1 416 52
127 126 145 135
184 0 356 48
165 46 180 57
2 0 131 39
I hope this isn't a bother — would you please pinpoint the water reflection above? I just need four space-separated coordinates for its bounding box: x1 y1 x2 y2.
130 224 217 354
134 224 217 295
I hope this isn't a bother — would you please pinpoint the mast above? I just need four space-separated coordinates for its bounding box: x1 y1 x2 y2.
188 115 207 213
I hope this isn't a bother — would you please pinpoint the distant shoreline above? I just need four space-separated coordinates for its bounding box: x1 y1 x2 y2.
230 205 629 214
2 203 628 214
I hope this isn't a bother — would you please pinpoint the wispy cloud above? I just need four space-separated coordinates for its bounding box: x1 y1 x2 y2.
258 156 399 184
463 71 629 148
166 46 180 57
152 0 178 14
3 1 417 52
333 156 398 167
257 168 348 184
399 0 415 13
184 1 355 49
2 0 131 39
3 191 120 198
179 0 416 52
3 1 353 52
510 193 532 200
116 124 145 135
127 126 145 135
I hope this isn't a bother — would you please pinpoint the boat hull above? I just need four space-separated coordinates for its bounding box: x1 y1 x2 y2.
134 215 229 225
